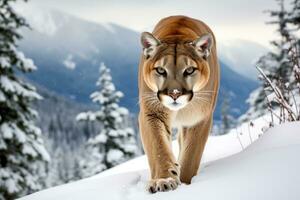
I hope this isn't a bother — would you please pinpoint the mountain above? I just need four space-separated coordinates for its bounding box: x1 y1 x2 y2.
216 61 257 118
19 9 140 109
218 39 268 80
18 8 257 120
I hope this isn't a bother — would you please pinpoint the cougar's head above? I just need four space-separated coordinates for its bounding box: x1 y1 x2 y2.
140 32 213 111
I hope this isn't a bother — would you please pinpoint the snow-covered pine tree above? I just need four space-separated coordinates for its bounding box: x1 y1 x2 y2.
0 0 50 199
289 0 300 29
288 0 300 60
241 0 294 121
45 137 85 187
76 63 137 177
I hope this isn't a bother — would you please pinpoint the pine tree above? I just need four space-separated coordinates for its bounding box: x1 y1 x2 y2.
0 0 50 199
76 63 137 177
220 94 235 135
289 0 300 29
288 0 300 61
72 156 83 180
241 0 294 121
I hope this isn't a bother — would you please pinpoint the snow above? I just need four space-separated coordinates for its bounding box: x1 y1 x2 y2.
22 144 38 158
107 149 124 164
0 57 10 68
76 112 95 121
14 126 26 143
0 139 7 150
32 142 51 162
16 51 37 71
102 23 116 34
266 91 277 102
118 107 129 115
15 3 58 36
0 90 5 102
0 76 15 92
20 117 300 200
63 54 76 70
108 130 118 137
6 179 18 194
0 75 42 99
94 132 107 143
1 123 13 139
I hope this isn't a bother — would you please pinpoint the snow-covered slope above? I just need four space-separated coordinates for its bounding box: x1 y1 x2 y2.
20 120 300 200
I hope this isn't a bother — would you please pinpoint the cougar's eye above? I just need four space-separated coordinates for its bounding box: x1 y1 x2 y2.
184 67 196 76
155 67 167 76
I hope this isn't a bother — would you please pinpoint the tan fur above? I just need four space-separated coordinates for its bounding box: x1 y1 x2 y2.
138 16 220 192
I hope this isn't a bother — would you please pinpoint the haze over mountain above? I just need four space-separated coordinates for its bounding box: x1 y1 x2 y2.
218 40 268 80
18 8 259 120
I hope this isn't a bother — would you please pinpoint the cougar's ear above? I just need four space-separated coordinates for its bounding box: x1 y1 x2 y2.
141 32 161 59
192 33 213 60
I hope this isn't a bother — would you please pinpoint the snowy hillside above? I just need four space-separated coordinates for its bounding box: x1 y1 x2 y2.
19 120 300 200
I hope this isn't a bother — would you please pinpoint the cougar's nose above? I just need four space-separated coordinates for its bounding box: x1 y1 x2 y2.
168 89 182 100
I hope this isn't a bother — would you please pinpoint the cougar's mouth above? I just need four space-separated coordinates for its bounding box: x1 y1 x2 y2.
157 90 193 111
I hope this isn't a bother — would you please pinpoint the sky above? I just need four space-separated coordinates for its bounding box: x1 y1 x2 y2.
24 0 280 47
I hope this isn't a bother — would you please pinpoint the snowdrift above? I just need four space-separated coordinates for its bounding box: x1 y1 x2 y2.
20 122 300 200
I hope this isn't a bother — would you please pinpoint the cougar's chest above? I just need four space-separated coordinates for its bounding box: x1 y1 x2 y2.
171 102 208 128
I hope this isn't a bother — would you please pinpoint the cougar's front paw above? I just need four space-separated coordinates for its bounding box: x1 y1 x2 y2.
147 177 180 193
146 164 181 193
